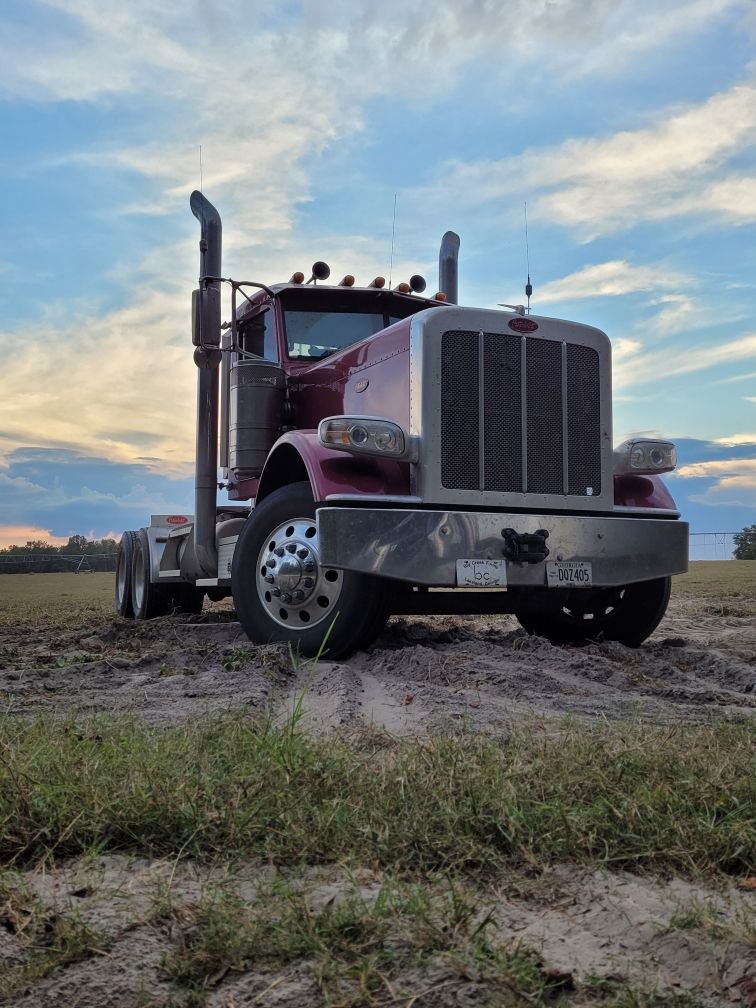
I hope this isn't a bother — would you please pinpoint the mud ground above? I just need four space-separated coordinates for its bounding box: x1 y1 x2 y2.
1 577 754 730
0 566 754 1005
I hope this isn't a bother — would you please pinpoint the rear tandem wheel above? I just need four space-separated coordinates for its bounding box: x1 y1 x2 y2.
128 528 205 620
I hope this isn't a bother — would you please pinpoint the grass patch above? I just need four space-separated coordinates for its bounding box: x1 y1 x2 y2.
160 876 572 1006
0 713 753 877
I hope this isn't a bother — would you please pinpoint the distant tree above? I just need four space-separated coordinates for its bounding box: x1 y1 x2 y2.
733 525 756 560
62 534 88 554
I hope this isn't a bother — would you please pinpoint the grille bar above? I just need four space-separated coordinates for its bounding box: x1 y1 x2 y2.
440 329 602 497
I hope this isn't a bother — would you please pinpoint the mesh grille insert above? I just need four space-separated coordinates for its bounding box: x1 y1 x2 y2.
567 344 602 496
441 331 479 489
437 330 602 498
483 333 523 492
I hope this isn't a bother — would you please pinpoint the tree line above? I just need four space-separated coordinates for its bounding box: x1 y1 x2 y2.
0 535 119 573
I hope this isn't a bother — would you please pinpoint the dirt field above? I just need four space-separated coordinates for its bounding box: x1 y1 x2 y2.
0 563 754 729
0 565 754 1007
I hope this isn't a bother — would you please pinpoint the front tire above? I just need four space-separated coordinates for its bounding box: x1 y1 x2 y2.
516 576 671 647
231 482 388 658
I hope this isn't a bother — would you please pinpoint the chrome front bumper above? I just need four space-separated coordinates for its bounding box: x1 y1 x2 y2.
317 507 688 587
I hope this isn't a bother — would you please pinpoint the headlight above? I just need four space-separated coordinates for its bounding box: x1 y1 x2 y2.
613 439 676 475
319 416 413 459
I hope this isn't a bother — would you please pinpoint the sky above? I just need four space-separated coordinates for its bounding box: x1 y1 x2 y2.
0 0 755 547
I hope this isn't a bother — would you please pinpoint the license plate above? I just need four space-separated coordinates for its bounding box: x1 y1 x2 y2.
456 559 507 588
546 561 593 587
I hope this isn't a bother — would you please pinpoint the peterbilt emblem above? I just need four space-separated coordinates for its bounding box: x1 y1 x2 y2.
166 515 189 525
508 318 539 333
354 379 369 393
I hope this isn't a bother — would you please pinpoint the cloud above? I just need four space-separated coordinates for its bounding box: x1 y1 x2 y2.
744 396 756 403
714 432 756 445
2 1 741 104
431 78 756 238
688 472 756 508
676 457 756 478
536 260 693 304
0 448 194 540
614 332 756 389
0 525 70 549
672 444 756 509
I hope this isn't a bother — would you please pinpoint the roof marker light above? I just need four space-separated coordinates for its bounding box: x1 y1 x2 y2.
368 276 386 288
394 282 411 293
289 271 305 284
434 292 447 301
338 275 355 287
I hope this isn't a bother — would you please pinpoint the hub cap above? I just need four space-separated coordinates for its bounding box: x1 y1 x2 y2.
256 517 342 629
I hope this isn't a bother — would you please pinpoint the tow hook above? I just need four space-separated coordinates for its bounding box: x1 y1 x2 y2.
501 528 550 564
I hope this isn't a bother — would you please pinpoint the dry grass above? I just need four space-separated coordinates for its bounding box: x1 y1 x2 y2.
0 572 114 628
672 560 756 609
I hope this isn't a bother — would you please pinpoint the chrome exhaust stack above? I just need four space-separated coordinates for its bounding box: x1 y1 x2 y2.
189 190 222 578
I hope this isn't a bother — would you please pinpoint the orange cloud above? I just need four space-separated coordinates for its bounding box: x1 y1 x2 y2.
0 525 71 549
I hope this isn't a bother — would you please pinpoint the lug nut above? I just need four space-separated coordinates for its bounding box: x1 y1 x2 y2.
274 547 285 557
292 589 305 601
265 575 274 584
303 561 316 572
286 543 297 553
271 587 281 597
281 592 292 603
303 578 314 589
268 557 276 568
297 548 308 559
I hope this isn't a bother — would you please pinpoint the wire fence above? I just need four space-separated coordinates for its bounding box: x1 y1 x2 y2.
688 533 738 561
0 552 118 573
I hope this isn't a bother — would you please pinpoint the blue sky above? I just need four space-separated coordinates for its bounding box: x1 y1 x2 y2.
0 0 754 545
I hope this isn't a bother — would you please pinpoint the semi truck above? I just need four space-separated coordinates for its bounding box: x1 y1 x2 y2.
114 192 688 657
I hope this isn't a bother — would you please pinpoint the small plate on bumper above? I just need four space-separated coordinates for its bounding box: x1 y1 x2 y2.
456 559 508 587
546 561 593 587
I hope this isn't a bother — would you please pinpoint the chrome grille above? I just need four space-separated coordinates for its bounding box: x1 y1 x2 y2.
439 329 601 497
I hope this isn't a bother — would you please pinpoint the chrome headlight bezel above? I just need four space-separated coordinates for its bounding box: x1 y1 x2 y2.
613 439 677 476
318 416 416 461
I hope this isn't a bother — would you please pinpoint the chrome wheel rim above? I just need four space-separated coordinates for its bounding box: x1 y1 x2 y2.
256 517 342 630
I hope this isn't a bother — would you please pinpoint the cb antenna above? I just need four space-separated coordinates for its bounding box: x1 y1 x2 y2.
388 193 397 288
524 201 533 314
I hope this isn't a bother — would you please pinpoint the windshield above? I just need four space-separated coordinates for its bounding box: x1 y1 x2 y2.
285 309 403 360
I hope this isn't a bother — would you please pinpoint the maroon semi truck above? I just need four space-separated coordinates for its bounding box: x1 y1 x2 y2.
115 192 688 657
